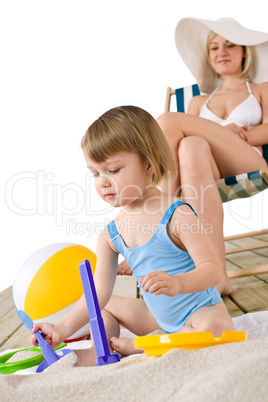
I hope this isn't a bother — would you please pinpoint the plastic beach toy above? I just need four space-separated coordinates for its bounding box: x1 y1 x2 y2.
13 243 96 341
18 310 76 372
134 331 247 356
79 259 120 366
0 343 66 375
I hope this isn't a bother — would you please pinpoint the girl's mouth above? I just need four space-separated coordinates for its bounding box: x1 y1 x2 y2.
104 193 116 200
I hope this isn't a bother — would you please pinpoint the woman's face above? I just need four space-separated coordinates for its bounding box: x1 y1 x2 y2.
208 34 245 77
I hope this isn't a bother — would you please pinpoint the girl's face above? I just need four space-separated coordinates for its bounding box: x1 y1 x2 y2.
208 34 245 77
84 150 153 208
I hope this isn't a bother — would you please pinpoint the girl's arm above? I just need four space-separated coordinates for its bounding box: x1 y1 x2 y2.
31 229 118 347
141 205 221 296
93 229 119 311
58 230 118 337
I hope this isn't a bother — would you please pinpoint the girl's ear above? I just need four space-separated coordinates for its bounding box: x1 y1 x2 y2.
146 162 154 176
146 162 155 183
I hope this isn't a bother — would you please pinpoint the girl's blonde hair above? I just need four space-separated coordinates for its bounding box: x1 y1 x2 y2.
81 106 177 184
206 31 253 80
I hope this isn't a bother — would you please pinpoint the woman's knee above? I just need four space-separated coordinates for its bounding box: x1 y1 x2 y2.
178 136 211 166
157 112 184 142
178 137 221 180
157 111 176 127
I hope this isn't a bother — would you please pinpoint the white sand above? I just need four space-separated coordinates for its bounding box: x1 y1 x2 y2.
1 338 268 401
1 311 268 401
6 351 41 363
43 352 78 372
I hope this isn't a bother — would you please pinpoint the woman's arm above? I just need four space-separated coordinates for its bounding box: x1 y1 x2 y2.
247 123 268 146
245 82 268 146
188 83 268 146
187 95 207 116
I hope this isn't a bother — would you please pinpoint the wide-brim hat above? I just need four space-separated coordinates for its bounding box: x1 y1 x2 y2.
175 17 268 93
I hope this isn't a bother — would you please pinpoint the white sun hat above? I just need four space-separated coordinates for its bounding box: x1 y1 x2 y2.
175 17 268 93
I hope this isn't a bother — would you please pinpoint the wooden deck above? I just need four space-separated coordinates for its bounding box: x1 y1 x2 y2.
1 229 268 353
223 229 268 317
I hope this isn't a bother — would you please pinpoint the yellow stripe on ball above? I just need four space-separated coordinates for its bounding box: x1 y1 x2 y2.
25 245 96 319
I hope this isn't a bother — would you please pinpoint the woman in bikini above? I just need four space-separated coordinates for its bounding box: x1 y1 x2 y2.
156 18 268 296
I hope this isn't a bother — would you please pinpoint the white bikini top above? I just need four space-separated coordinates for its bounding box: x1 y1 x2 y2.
199 80 262 129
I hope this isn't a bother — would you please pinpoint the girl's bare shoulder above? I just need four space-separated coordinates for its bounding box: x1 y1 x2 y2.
98 226 119 254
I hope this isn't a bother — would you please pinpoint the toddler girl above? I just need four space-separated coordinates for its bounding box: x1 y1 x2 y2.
31 106 233 365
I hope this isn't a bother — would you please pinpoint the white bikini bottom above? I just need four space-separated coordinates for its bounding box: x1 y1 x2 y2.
252 146 262 157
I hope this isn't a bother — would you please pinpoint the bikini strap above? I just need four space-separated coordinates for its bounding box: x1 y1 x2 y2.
160 201 197 226
206 88 218 104
245 79 252 94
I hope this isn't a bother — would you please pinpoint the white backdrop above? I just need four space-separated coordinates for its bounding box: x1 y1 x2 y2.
1 0 268 292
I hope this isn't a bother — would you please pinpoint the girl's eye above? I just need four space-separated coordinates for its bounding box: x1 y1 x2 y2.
93 172 100 177
109 168 120 174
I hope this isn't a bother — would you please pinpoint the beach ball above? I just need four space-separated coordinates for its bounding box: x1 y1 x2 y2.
13 243 96 340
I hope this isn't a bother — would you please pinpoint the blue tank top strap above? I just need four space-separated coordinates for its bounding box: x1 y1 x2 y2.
160 201 197 226
107 220 119 240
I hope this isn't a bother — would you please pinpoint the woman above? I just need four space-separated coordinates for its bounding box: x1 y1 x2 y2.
157 18 268 296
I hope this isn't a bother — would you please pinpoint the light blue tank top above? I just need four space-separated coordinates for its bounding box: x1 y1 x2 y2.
107 201 222 333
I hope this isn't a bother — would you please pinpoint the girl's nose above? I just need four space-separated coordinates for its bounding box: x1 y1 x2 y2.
99 174 111 187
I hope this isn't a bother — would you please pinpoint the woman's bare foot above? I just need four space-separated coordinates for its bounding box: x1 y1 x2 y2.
216 273 233 296
110 337 143 356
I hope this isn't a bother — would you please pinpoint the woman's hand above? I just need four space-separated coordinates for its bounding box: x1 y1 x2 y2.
226 124 249 142
140 270 182 297
30 322 65 349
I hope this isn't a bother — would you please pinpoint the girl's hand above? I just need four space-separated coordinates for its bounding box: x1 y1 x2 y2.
30 322 65 349
117 259 132 275
226 124 249 142
140 271 182 297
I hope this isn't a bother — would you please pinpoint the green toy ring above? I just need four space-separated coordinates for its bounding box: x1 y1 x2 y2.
0 343 66 374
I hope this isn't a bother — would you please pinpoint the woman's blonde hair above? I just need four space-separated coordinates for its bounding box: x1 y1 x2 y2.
81 106 177 184
206 30 253 80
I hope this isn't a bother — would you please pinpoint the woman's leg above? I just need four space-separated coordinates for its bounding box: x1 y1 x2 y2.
178 136 232 295
157 112 267 295
157 112 267 178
